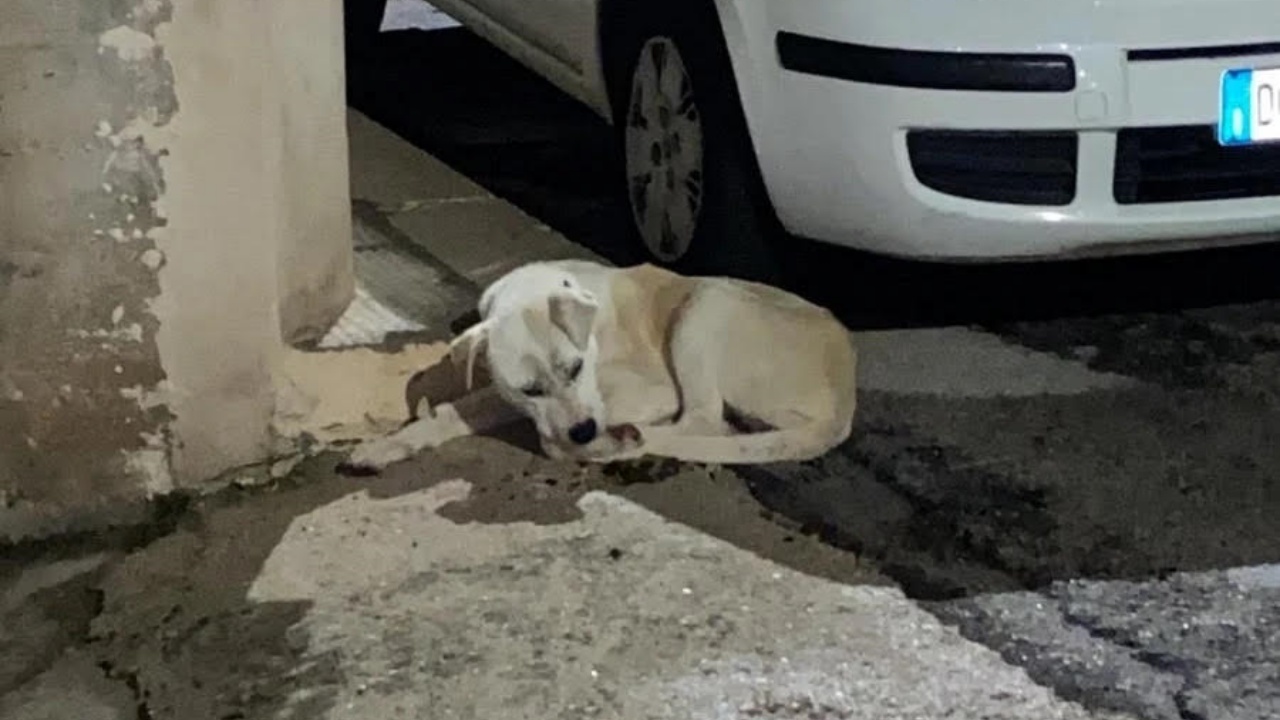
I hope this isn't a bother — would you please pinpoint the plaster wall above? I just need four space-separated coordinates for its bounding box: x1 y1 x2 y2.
0 0 355 541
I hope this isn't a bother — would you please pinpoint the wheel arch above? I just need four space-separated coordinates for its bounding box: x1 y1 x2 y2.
596 0 755 119
595 0 779 212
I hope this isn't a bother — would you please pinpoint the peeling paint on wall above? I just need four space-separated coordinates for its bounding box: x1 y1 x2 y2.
99 25 158 63
2 0 356 540
0 0 179 540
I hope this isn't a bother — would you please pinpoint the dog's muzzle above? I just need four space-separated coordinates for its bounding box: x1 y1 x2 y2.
568 419 598 445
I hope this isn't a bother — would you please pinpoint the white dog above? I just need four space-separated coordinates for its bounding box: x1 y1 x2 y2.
344 260 857 470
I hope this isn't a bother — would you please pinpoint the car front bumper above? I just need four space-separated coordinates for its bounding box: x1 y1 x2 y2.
723 0 1280 260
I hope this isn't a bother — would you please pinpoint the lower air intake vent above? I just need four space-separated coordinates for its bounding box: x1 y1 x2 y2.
907 130 1077 206
1114 125 1280 204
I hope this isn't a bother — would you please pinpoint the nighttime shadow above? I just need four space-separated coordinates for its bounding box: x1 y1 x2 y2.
787 237 1280 331
70 445 598 720
74 467 366 720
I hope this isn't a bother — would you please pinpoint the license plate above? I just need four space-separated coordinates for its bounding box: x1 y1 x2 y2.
1218 66 1280 146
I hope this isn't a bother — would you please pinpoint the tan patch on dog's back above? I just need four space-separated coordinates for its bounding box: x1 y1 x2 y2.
602 264 695 361
590 265 694 424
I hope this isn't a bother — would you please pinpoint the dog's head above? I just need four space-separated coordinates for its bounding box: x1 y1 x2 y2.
449 275 605 451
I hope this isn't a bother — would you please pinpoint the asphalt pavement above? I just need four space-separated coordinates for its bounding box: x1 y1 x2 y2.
346 24 1280 720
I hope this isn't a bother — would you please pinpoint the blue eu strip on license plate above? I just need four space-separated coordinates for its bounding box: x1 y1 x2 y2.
1219 66 1280 146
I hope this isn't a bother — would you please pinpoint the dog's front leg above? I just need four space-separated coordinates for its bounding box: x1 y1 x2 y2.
343 387 520 472
343 416 451 472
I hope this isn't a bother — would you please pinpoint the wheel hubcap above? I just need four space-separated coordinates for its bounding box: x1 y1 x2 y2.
624 37 704 262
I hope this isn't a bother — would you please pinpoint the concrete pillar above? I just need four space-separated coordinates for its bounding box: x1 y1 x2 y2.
272 0 356 346
0 0 354 541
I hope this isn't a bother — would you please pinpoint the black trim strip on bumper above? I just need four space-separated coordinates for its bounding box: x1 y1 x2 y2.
1128 41 1280 62
776 31 1076 92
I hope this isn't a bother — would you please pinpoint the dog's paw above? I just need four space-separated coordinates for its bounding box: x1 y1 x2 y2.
339 437 413 475
607 423 642 445
582 423 645 462
540 425 646 463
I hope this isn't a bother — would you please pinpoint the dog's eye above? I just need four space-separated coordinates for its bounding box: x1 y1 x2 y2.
521 383 545 398
566 359 584 382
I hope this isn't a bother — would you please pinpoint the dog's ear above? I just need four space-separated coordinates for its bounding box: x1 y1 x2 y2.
548 289 598 351
447 320 491 391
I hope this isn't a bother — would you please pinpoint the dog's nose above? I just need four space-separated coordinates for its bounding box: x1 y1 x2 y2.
568 419 598 445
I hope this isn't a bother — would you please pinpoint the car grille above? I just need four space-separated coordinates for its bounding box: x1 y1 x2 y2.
1113 125 1280 204
906 130 1077 206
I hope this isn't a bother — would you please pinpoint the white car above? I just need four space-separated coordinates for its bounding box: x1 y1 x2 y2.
357 0 1280 278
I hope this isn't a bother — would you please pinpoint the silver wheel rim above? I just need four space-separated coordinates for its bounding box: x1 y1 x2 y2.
624 37 704 262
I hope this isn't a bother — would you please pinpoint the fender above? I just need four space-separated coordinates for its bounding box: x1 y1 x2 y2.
708 0 786 220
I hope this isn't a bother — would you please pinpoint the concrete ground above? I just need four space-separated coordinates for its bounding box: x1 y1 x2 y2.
4 15 1280 720
3 446 1133 720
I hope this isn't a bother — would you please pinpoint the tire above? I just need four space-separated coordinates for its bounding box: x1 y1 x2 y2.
607 1 784 282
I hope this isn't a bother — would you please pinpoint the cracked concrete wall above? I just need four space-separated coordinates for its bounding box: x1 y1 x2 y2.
0 0 354 541
0 0 176 540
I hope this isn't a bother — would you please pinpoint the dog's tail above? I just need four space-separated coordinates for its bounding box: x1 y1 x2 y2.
642 388 857 466
642 416 853 465
643 333 859 465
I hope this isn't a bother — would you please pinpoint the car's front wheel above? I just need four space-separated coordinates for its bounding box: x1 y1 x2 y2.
610 1 783 281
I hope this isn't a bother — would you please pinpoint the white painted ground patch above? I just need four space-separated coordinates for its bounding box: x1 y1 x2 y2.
379 0 460 32
317 285 428 349
1228 563 1280 589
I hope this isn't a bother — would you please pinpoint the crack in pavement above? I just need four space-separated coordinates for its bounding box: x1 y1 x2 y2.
928 591 1187 720
1053 575 1280 720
